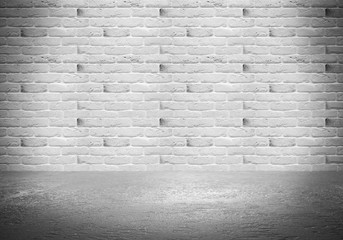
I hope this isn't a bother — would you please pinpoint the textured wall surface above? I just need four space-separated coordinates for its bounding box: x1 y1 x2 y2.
0 0 342 171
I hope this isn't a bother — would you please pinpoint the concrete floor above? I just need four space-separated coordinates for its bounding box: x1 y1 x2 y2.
1 172 343 240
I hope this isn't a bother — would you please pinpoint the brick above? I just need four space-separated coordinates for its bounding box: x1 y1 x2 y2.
243 8 295 17
20 84 47 93
21 28 47 37
77 8 130 18
270 157 297 165
0 28 20 37
216 156 243 164
159 138 186 146
132 156 159 164
172 128 199 137
144 147 172 155
50 156 77 164
298 8 325 17
269 138 295 147
297 138 325 146
325 138 343 146
298 102 325 110
186 28 213 37
22 157 49 165
21 138 47 147
174 147 199 156
326 64 343 73
326 156 343 164
325 9 343 18
243 118 268 127
244 156 270 164
145 18 172 27
214 138 241 146
0 138 20 147
104 84 130 92
160 156 187 164
22 102 49 111
0 0 341 172
132 8 159 17
187 138 213 147
61 146 88 155
187 156 215 165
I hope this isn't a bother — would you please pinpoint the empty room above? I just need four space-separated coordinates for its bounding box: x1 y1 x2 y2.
0 0 343 239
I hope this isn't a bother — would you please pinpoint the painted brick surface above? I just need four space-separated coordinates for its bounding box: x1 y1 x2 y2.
0 0 342 171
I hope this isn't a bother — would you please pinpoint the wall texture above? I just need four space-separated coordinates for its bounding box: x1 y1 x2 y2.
0 0 342 171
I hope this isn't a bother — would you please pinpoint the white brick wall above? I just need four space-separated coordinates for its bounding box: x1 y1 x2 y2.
0 0 342 171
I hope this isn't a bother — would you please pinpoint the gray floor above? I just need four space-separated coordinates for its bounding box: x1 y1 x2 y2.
1 172 343 240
